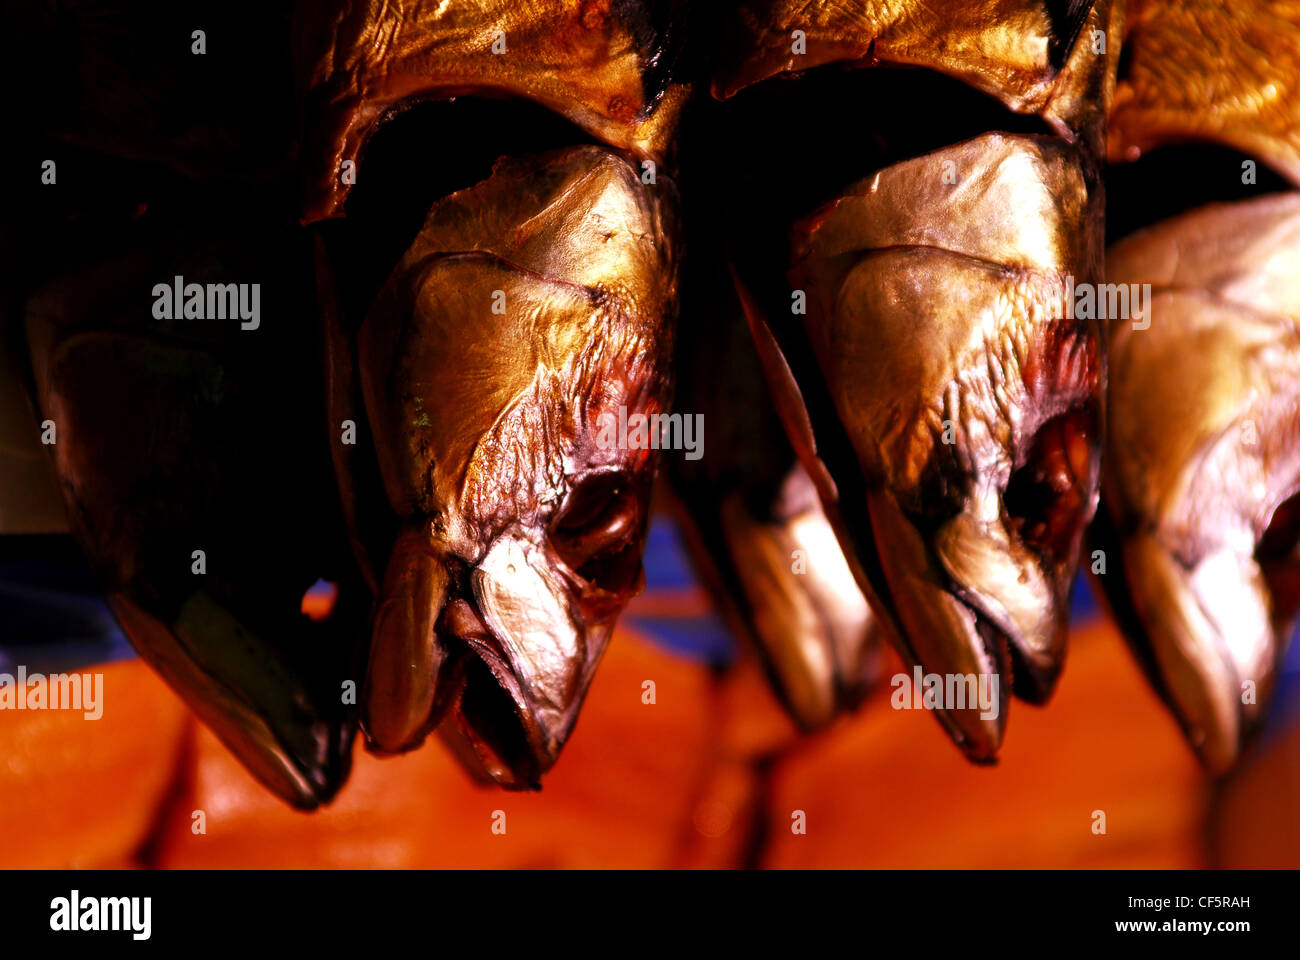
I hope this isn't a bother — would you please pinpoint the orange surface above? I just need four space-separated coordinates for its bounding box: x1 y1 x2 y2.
0 660 189 867
1211 708 1300 868
760 621 1210 868
150 627 728 869
0 618 1248 868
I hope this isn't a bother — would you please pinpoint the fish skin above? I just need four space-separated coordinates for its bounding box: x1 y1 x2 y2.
298 0 692 789
712 0 1124 157
295 0 690 221
737 132 1105 761
17 227 364 810
1108 0 1300 185
668 291 879 731
6 0 694 800
707 0 1119 761
351 145 681 786
1098 193 1300 774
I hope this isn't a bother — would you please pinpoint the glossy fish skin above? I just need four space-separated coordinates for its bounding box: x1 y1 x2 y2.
711 0 1120 760
713 0 1123 157
669 293 878 731
16 223 365 810
296 0 688 220
778 133 1102 756
1094 0 1300 772
299 1 689 787
1097 194 1300 774
1108 0 1300 183
351 145 680 787
1 0 690 804
724 464 882 730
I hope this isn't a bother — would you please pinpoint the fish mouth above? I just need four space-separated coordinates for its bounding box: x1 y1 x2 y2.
1092 485 1300 775
361 544 612 788
452 647 549 790
360 474 651 783
1115 537 1271 775
734 283 1090 761
940 548 1070 708
862 489 1019 760
437 596 574 790
423 473 653 787
831 365 1091 755
928 591 1014 763
895 562 1020 762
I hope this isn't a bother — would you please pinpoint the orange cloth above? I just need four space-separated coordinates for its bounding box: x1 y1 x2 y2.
0 620 1232 868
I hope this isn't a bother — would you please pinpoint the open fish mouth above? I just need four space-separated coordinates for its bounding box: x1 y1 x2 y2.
693 6 1112 757
361 496 648 787
362 526 632 789
453 652 547 789
439 595 557 790
690 0 1118 762
430 528 622 789
861 476 1087 760
733 197 1103 761
907 585 1014 762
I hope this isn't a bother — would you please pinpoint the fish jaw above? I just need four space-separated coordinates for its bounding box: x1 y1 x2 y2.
718 465 880 730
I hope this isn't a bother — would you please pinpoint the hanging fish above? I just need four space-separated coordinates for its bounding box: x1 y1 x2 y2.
300 0 689 788
668 277 879 730
17 225 366 809
4 0 689 803
1095 0 1300 773
703 0 1121 759
1098 194 1300 774
340 144 681 786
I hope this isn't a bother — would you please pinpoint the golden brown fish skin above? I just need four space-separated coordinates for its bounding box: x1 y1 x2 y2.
1108 0 1300 184
714 2 1118 759
778 136 1103 754
716 466 881 729
713 0 1124 151
303 1 690 788
296 0 688 221
354 144 680 786
1099 193 1300 774
669 298 878 729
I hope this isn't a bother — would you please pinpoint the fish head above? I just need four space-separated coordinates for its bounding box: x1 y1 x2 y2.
752 133 1106 758
356 144 679 786
1102 194 1300 773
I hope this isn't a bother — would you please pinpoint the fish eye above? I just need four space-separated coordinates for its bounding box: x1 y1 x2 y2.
549 472 644 592
1003 410 1095 566
1256 490 1300 626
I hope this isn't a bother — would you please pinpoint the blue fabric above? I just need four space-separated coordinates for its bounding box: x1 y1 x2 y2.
0 541 134 673
627 516 737 665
